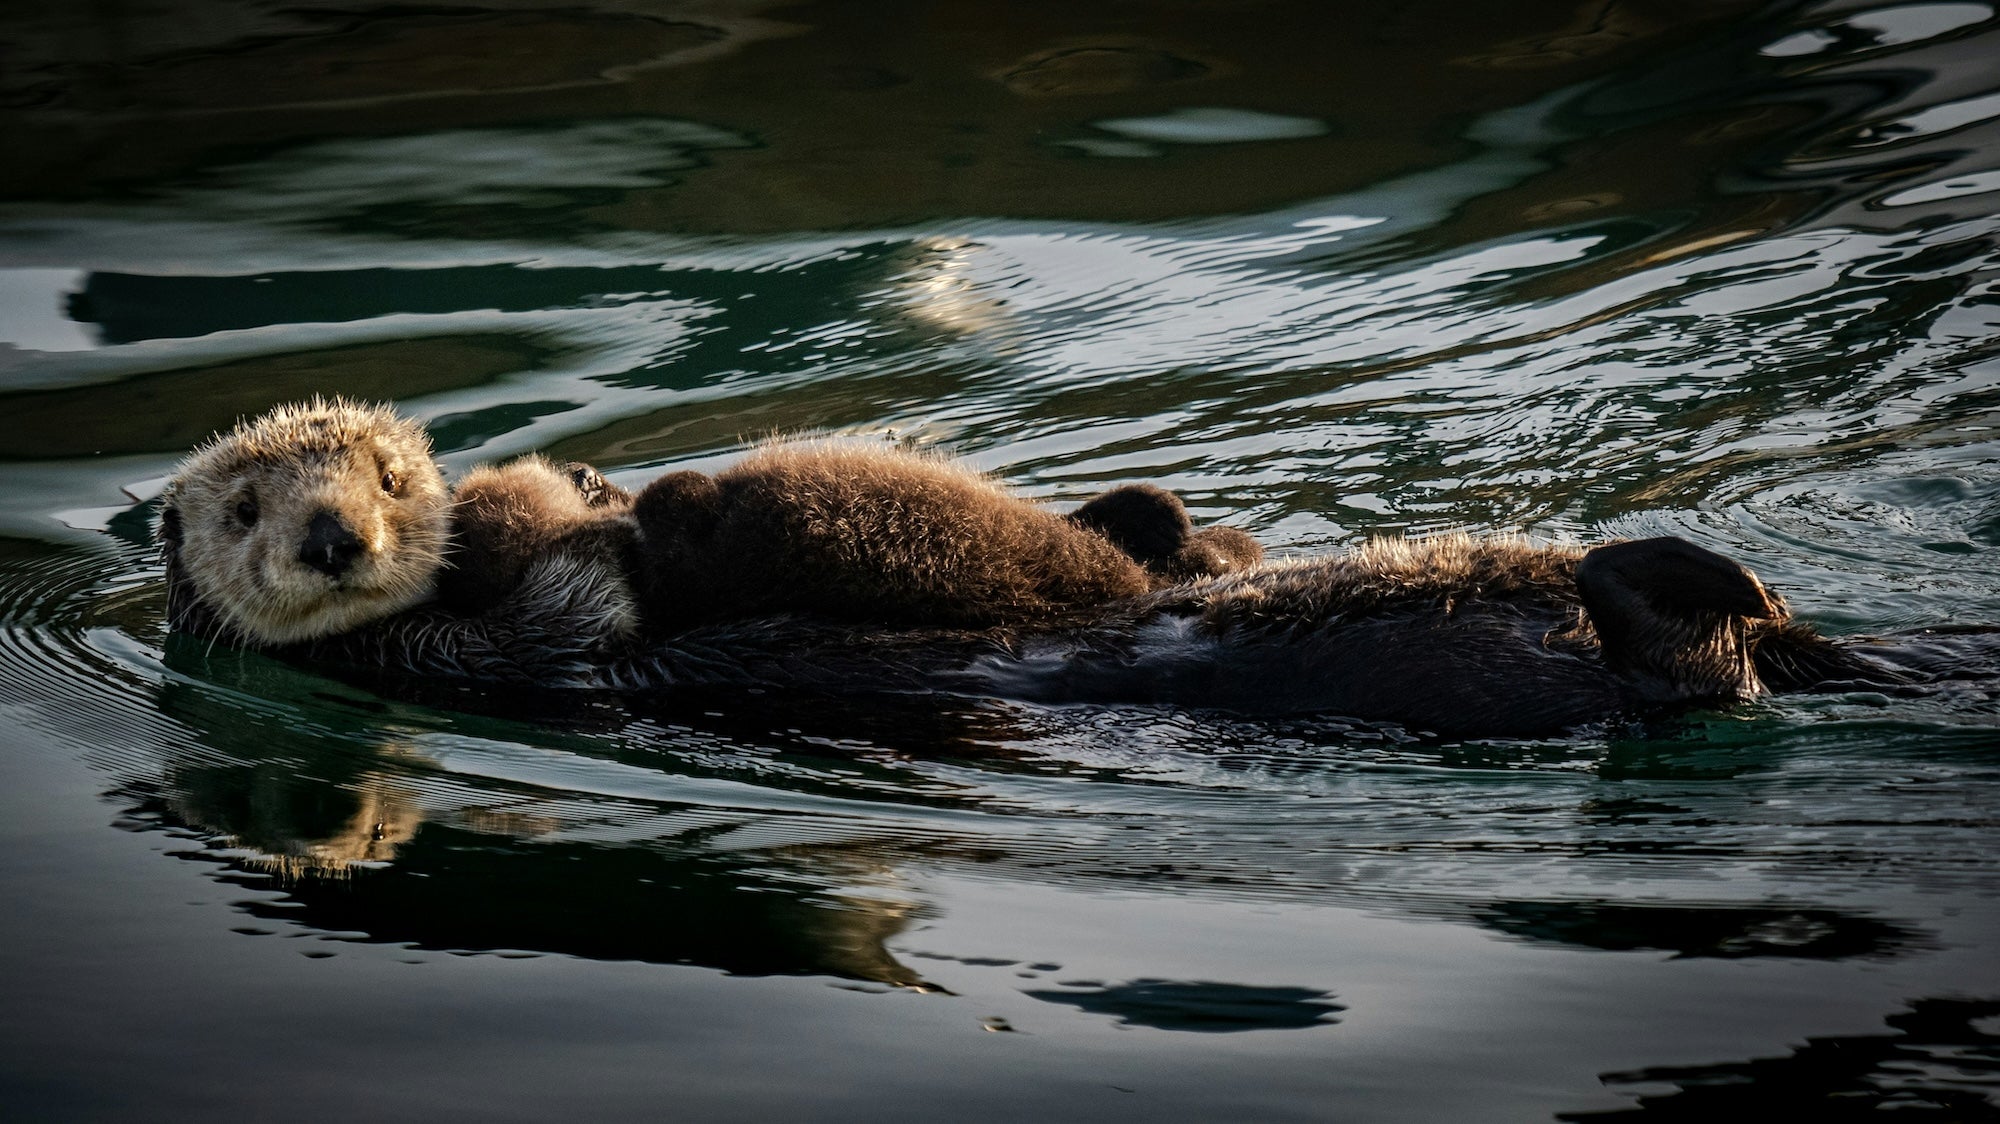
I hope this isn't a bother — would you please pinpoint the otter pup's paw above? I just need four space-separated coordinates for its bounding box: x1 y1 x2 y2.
563 462 632 508
1162 525 1266 582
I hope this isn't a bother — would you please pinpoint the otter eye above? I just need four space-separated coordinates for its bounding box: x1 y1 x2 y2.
381 470 400 495
235 499 259 527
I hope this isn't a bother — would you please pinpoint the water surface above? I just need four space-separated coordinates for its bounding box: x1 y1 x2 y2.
3 2 1998 1119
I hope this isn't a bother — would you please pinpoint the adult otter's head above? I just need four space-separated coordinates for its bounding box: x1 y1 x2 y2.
160 399 450 645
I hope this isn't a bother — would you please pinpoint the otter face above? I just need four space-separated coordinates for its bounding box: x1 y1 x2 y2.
163 400 450 645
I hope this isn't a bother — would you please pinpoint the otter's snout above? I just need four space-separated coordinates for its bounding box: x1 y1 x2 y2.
300 511 365 577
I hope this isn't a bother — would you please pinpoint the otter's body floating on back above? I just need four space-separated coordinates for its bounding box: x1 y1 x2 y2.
602 533 1911 738
160 400 1951 738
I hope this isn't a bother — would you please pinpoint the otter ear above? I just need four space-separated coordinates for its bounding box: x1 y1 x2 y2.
1577 536 1779 661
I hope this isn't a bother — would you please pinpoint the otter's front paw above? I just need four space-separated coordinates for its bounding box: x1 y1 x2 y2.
564 462 632 508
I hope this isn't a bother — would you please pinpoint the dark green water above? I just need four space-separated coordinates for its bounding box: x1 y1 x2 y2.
4 2 1999 1119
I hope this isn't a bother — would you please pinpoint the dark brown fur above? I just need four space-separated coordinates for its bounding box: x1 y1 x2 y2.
962 534 1818 736
1067 483 1265 583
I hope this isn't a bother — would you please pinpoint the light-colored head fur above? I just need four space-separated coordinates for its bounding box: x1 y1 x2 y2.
161 398 450 645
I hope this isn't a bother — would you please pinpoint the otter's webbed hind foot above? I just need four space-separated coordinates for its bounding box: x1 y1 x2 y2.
1576 536 1782 703
1068 484 1263 583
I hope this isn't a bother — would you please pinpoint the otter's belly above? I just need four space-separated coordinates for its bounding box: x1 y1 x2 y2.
964 609 1629 737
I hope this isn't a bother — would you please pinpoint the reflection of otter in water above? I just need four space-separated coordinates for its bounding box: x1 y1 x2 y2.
163 400 1260 650
1573 997 2000 1120
161 401 1982 737
135 678 932 986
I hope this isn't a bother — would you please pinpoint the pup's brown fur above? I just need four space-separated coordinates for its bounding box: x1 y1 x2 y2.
632 444 1176 630
435 456 636 615
1068 483 1266 583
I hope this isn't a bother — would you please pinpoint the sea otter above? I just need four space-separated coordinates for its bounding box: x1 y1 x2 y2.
162 401 1970 737
161 399 1261 651
583 531 1918 737
946 534 1825 736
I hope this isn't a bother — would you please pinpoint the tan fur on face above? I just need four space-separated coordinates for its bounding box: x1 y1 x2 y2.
162 398 450 645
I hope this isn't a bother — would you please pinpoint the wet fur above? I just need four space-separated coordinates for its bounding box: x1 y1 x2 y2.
314 531 1919 739
440 445 1259 632
960 535 1792 735
161 405 1952 737
632 444 1178 630
437 456 638 617
162 404 1258 650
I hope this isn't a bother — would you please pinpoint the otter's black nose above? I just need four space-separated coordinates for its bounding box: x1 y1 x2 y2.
300 511 365 577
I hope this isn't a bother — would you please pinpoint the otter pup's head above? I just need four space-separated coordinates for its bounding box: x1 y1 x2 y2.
161 399 450 645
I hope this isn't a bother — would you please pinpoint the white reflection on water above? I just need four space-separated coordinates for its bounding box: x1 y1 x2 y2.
1092 106 1331 145
0 269 93 354
183 119 754 215
1881 168 2000 206
1762 1 1993 56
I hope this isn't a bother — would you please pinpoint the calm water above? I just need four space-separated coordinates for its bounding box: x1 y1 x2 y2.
4 2 2000 1119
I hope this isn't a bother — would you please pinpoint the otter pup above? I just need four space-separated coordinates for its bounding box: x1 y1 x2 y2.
162 400 1260 651
626 445 1262 630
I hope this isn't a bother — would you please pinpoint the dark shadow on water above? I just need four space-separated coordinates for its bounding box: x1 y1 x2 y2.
3 0 1777 229
66 249 898 349
1473 900 1926 960
1559 997 2000 1121
1025 979 1344 1033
